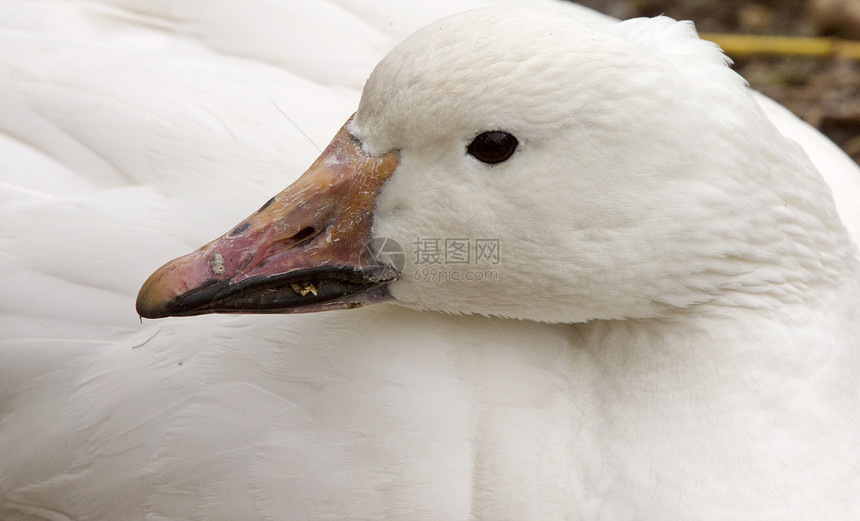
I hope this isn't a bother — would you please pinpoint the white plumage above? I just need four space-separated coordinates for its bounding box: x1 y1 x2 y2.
2 2 859 520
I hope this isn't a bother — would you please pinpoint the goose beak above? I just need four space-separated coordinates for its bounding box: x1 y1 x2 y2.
136 119 400 318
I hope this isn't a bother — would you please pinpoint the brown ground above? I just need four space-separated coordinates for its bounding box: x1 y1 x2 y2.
574 0 860 165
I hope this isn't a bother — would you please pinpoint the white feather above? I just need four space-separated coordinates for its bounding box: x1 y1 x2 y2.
1 2 858 520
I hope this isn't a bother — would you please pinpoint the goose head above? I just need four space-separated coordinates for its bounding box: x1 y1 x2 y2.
137 7 856 323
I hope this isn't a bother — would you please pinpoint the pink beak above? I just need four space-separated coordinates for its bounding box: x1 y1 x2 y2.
136 119 400 318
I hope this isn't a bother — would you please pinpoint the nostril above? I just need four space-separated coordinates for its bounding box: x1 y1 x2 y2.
289 227 316 244
262 226 319 260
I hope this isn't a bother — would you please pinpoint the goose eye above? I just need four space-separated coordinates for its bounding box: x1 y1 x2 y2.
467 131 518 164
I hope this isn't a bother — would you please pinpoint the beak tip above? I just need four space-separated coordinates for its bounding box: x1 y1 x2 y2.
136 264 182 319
136 286 169 320
135 295 167 319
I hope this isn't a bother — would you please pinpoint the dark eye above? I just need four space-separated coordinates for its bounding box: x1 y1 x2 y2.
467 131 518 165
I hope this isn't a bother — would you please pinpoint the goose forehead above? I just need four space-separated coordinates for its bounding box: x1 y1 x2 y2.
351 10 642 147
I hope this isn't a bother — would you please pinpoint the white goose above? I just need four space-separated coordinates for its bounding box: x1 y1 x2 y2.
2 2 859 521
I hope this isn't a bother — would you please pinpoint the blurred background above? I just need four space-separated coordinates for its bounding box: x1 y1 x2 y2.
575 0 860 165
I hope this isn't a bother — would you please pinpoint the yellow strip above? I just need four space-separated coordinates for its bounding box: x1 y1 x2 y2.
700 33 860 60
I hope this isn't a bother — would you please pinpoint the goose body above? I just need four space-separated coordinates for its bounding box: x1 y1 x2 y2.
2 2 859 520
